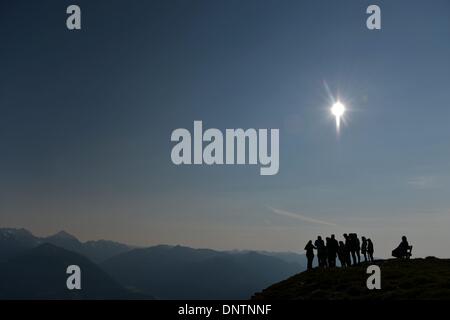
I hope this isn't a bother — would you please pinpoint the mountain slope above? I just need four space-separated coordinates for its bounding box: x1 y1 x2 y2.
42 230 84 254
252 257 450 300
0 243 148 299
102 245 303 299
0 228 40 263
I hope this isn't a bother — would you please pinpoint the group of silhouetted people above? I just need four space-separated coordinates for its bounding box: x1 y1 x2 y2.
304 234 414 270
304 233 374 270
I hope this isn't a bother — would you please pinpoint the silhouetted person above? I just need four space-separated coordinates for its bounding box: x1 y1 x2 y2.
367 238 374 262
361 236 368 262
304 240 316 270
314 236 327 268
349 233 361 264
327 234 338 267
343 233 352 266
347 233 357 265
325 237 331 267
392 236 412 259
355 234 361 263
337 241 347 267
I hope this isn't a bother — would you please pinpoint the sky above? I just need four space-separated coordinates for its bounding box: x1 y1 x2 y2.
1 0 450 258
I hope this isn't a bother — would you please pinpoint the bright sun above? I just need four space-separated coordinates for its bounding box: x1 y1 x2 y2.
331 101 346 131
331 101 345 117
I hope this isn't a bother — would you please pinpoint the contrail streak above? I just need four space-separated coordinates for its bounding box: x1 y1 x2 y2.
269 207 341 227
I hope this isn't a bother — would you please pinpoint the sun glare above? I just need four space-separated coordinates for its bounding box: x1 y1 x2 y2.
331 101 346 131
331 101 345 117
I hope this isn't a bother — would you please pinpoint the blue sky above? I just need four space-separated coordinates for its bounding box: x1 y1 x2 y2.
1 0 450 257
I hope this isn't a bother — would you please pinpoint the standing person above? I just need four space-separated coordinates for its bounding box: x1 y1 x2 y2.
325 237 331 267
323 238 329 268
343 234 352 266
304 240 316 270
314 236 326 268
367 239 374 262
327 234 338 267
355 234 361 264
361 236 368 262
337 241 347 267
347 234 357 265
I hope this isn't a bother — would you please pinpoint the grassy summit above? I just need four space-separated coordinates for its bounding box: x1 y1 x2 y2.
252 257 450 300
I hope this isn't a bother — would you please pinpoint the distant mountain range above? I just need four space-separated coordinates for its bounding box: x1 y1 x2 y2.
0 227 306 299
0 228 132 264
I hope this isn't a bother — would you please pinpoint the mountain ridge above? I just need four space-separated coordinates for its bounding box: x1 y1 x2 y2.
0 227 134 263
0 227 306 264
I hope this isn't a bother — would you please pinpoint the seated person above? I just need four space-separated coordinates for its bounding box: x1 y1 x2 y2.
392 236 412 258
